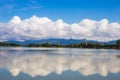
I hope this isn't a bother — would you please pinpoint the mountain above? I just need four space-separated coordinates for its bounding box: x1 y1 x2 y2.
4 38 116 45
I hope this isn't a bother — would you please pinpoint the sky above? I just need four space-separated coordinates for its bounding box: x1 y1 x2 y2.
0 0 120 41
0 0 120 23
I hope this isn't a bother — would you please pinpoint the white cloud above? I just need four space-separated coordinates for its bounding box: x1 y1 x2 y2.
0 49 120 77
0 15 120 42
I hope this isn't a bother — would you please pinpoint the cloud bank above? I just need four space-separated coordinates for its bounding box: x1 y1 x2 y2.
0 49 120 77
0 15 120 42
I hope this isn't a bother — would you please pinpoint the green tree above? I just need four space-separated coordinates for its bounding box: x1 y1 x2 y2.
116 39 120 49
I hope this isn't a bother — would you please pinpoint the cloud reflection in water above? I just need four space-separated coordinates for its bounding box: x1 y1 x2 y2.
0 49 120 77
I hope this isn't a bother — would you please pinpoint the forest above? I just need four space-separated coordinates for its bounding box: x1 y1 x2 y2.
0 39 120 49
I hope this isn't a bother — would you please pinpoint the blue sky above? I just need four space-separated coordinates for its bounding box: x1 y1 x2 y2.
0 0 120 23
0 0 120 42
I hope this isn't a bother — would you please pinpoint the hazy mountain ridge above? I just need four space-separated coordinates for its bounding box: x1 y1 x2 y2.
4 38 116 45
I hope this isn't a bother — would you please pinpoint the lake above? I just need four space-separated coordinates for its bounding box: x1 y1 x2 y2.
0 47 120 80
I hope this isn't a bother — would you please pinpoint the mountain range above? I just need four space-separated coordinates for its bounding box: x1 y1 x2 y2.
4 38 116 45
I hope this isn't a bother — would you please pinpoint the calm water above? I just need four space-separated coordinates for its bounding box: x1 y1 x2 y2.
0 47 120 80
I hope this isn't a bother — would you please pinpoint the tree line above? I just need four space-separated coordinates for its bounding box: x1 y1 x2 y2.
0 42 22 47
0 39 120 49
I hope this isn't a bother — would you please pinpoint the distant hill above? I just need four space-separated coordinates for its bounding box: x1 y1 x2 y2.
4 38 116 45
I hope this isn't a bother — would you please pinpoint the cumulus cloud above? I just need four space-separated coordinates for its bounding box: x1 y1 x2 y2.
0 15 120 42
0 49 120 77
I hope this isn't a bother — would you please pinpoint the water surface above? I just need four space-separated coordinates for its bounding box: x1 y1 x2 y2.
0 47 120 80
